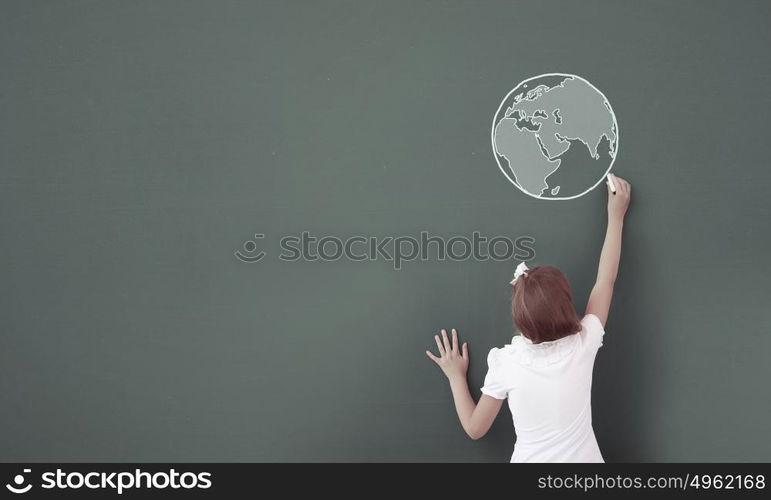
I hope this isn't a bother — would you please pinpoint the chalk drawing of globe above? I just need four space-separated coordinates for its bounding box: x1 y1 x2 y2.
491 73 618 200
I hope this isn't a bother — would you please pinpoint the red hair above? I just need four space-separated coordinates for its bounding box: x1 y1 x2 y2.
511 266 581 343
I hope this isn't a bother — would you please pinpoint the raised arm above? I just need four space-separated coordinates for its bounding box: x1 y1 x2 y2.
586 174 631 326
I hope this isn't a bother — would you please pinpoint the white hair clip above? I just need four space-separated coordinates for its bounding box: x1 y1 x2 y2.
510 262 529 285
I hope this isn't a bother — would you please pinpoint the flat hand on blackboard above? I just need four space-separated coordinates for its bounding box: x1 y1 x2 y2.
426 328 468 381
426 329 505 440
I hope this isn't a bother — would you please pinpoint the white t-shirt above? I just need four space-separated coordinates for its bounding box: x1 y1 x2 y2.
481 314 605 463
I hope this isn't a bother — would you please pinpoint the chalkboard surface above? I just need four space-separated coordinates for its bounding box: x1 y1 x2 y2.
2 0 769 461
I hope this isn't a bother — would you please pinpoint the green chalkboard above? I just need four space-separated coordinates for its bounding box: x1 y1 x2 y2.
1 0 770 461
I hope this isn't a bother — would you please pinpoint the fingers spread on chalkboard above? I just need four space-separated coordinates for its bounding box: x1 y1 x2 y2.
435 335 445 356
441 329 451 353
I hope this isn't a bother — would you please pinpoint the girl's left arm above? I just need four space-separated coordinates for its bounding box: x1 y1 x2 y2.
426 329 504 440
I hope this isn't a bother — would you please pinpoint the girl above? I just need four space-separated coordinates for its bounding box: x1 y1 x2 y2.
426 174 631 462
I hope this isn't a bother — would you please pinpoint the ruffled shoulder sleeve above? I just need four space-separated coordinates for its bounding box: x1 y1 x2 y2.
580 314 605 349
480 347 509 400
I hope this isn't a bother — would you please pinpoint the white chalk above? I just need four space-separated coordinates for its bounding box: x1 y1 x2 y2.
607 174 616 194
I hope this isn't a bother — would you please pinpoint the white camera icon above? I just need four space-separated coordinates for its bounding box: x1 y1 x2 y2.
5 469 32 494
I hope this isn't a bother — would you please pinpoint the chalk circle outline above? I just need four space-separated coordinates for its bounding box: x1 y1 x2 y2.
491 72 619 201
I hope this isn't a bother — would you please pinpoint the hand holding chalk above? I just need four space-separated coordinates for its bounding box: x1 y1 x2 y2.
606 173 631 220
607 173 616 194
